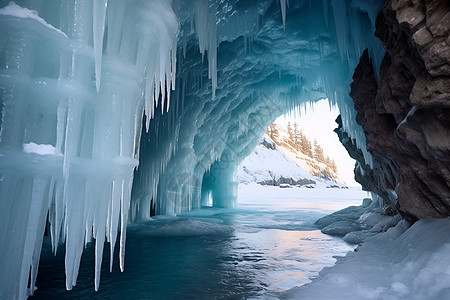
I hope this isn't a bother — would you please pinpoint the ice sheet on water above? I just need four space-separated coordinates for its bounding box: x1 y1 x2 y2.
129 218 234 237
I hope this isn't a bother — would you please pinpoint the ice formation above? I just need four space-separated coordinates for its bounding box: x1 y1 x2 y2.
0 0 385 298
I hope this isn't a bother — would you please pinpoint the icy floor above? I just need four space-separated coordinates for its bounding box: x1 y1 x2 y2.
32 184 366 299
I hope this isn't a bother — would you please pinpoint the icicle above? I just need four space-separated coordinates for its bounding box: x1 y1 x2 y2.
331 0 349 60
93 0 108 92
171 46 177 91
194 0 217 99
119 176 133 272
322 0 329 28
93 181 108 291
279 0 287 30
166 73 171 112
109 180 121 272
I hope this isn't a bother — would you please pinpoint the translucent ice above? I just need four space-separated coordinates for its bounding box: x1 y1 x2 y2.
0 0 385 298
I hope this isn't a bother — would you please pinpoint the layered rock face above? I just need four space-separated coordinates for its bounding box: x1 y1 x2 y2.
350 0 449 220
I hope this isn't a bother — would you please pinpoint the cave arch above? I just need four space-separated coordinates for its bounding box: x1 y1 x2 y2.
2 0 448 298
130 0 382 217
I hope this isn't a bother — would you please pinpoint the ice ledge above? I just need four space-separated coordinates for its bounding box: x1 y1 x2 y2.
23 142 62 156
0 2 67 38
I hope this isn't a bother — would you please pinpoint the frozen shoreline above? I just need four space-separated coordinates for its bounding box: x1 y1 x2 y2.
283 218 450 300
240 183 450 300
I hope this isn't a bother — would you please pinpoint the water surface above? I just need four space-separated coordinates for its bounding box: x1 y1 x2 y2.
32 185 365 299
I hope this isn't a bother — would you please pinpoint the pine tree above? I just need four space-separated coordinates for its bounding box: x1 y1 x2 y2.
330 158 338 174
287 121 295 147
304 138 313 157
313 139 324 163
266 122 279 142
293 122 300 150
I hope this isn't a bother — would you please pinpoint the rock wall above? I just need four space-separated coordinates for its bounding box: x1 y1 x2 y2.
349 0 449 221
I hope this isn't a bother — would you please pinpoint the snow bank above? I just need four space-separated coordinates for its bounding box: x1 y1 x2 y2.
315 198 401 244
284 218 450 300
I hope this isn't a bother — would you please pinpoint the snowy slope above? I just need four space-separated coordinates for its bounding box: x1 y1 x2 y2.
237 135 344 187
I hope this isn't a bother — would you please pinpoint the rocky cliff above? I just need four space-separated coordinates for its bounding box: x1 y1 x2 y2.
349 0 449 221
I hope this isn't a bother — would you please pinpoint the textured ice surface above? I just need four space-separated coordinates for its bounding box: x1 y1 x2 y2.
0 0 385 298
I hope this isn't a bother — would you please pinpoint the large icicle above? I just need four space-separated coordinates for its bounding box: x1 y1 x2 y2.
194 0 217 99
0 0 387 298
0 0 178 298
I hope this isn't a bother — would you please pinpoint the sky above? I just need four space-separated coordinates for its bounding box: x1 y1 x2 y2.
275 99 359 186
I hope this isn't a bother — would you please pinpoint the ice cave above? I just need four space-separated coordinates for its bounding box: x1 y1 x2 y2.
0 0 449 299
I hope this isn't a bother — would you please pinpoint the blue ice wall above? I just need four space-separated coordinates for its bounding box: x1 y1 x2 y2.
131 0 385 217
0 0 384 298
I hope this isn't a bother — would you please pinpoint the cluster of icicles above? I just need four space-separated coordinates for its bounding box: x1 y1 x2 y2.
0 0 385 298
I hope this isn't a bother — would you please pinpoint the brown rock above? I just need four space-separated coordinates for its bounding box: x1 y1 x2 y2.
349 0 450 220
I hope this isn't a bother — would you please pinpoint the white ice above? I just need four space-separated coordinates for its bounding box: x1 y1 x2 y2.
0 0 391 298
0 2 67 37
23 142 62 156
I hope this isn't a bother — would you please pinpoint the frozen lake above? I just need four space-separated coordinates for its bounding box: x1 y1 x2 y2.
32 184 367 299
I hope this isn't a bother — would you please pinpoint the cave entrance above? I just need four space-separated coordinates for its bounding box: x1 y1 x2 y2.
187 99 369 298
245 98 359 187
236 98 366 211
199 96 365 214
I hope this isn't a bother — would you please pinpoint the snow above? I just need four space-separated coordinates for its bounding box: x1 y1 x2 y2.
0 2 68 37
23 142 62 156
284 218 450 300
239 182 368 214
239 184 450 300
397 105 417 130
315 200 402 244
0 0 393 298
237 135 316 185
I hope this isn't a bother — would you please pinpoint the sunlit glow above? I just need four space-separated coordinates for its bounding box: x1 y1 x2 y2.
276 99 358 186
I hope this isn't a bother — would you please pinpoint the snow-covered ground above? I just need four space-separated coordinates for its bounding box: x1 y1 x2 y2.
237 135 345 187
283 218 450 300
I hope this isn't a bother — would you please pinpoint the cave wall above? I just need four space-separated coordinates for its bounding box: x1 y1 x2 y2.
349 0 449 220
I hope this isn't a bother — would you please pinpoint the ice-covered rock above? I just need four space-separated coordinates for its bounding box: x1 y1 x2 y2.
316 197 401 244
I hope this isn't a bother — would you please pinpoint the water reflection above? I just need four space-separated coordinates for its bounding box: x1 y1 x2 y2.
32 187 364 299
